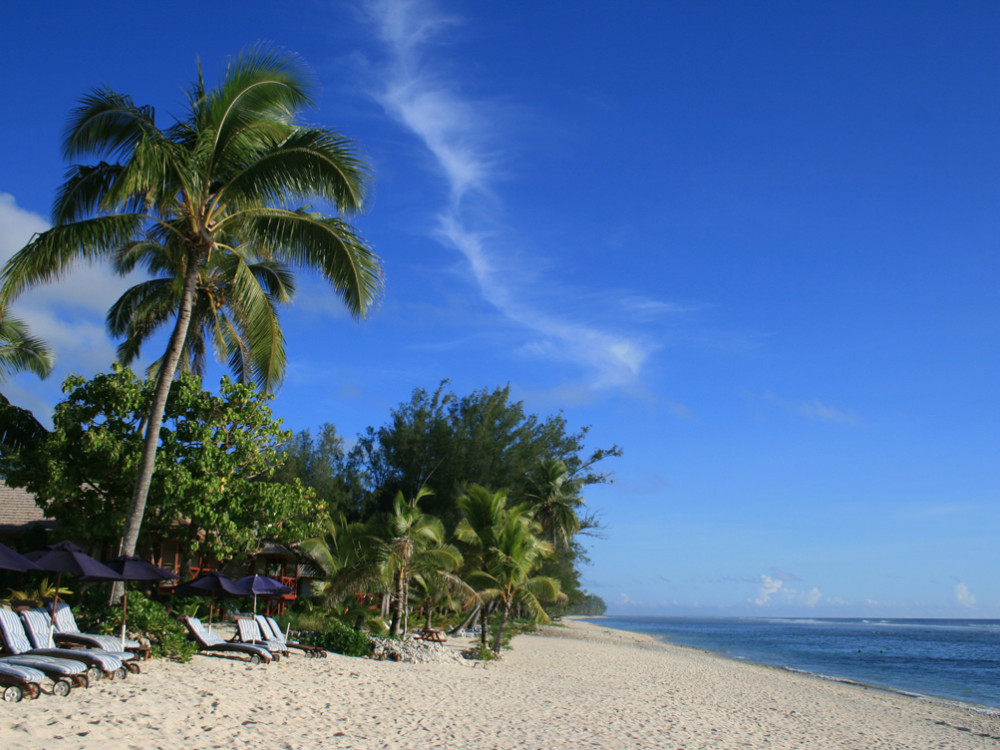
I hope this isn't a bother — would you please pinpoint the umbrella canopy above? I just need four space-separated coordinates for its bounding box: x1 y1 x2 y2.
174 572 251 629
25 540 121 580
0 541 41 572
175 572 251 597
25 540 122 640
93 556 177 650
103 555 178 582
235 574 293 615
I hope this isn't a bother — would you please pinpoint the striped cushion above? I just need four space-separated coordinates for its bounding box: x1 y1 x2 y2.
184 617 272 659
50 602 142 650
236 618 283 651
0 662 46 683
19 610 125 671
0 654 87 676
0 608 33 654
263 616 288 645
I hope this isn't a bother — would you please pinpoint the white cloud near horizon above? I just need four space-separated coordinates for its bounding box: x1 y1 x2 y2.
754 574 784 606
364 0 663 390
955 583 977 609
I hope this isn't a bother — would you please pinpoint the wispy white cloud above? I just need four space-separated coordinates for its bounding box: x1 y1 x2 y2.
955 582 977 609
757 391 860 425
805 586 822 608
364 0 667 390
753 574 784 606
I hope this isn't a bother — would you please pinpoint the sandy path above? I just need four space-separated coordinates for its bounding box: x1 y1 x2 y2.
2 620 998 749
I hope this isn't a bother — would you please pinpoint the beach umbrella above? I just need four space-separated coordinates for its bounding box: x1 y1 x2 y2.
174 572 251 630
0 541 41 572
98 556 178 650
25 540 121 640
235 574 292 615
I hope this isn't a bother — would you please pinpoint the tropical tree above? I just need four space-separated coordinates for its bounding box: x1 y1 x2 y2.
456 484 561 653
108 242 294 391
0 312 53 381
0 312 53 453
0 46 383 564
525 458 584 553
379 489 463 637
300 513 387 630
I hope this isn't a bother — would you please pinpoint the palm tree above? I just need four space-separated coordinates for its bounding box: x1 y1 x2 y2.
0 46 383 562
380 488 462 637
525 458 584 553
0 312 53 382
456 484 562 653
0 311 53 453
108 242 294 391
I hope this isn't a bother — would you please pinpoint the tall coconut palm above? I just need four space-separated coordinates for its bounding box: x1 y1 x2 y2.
380 488 463 637
525 458 584 553
108 241 294 391
0 46 383 562
457 484 561 652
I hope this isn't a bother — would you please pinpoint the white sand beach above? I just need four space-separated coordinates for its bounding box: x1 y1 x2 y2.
2 619 998 749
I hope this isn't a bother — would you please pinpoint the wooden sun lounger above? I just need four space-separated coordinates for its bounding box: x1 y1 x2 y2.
180 616 273 664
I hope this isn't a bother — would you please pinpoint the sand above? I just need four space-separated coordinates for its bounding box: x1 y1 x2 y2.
2 619 998 749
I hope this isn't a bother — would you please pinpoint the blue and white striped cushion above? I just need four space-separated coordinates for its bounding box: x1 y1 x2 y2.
50 602 141 649
0 662 46 683
0 607 34 654
0 654 87 676
19 610 127 670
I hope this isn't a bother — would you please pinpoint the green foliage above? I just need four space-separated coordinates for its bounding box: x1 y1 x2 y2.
567 593 607 616
4 577 72 603
347 382 621 528
75 588 197 662
273 424 355 518
0 366 322 557
301 618 371 657
0 312 53 382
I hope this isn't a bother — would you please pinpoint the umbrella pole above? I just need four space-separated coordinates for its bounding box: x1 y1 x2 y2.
121 587 128 651
48 571 62 644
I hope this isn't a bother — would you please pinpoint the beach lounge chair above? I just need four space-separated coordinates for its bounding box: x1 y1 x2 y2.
0 662 45 702
48 601 148 659
234 616 289 657
0 607 90 692
20 608 137 678
180 616 273 664
257 615 326 658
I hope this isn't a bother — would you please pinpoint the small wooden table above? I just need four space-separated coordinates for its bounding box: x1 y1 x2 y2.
416 628 446 643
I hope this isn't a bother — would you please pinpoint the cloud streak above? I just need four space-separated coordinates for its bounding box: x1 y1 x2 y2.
365 0 659 389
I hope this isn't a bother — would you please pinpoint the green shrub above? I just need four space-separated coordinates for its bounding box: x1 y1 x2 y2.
301 619 371 657
76 587 197 662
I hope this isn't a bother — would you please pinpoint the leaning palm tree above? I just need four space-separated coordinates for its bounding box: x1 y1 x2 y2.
108 241 294 391
0 46 383 562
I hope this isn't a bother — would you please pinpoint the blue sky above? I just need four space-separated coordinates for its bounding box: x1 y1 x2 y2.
2 1 998 617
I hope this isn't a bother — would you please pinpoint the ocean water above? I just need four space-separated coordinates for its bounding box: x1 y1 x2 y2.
583 616 1000 711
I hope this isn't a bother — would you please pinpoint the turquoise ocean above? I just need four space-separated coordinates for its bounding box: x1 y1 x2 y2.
583 616 1000 711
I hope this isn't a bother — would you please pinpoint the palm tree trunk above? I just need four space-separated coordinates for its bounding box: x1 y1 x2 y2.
111 255 202 603
389 569 405 637
492 599 512 653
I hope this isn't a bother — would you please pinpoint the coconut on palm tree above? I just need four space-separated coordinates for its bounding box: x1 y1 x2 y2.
0 46 383 562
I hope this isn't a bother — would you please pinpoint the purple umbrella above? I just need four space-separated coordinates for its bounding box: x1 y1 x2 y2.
0 541 40 572
235 574 292 615
175 572 251 630
26 540 122 640
100 556 178 650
